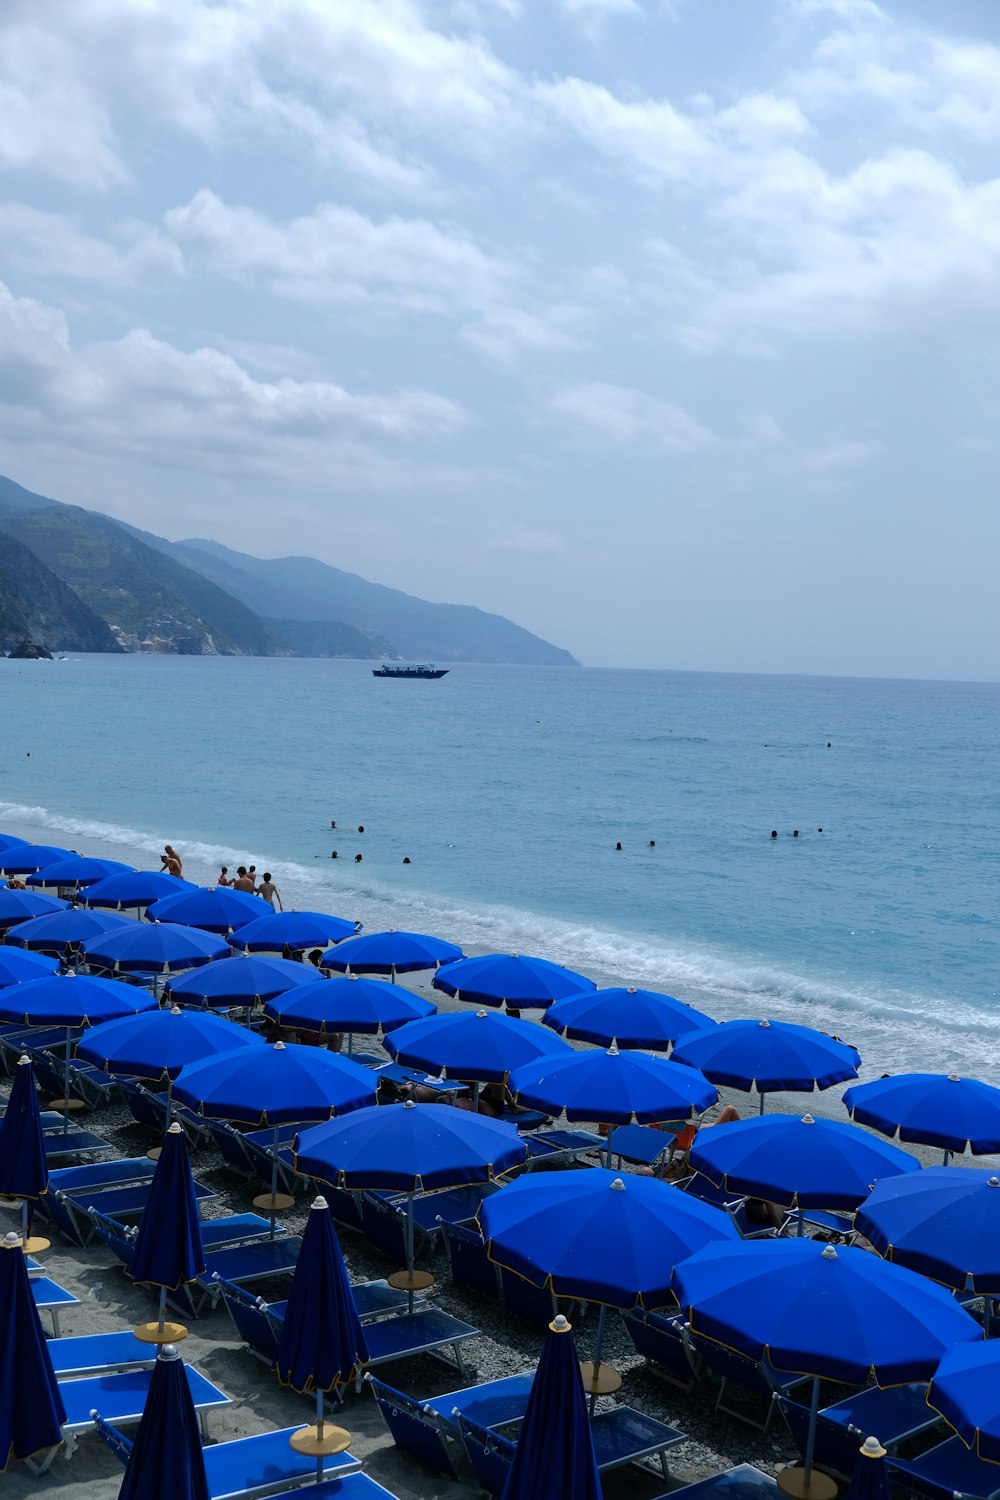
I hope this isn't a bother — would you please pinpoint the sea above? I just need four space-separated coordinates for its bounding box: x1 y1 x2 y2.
1 655 997 1092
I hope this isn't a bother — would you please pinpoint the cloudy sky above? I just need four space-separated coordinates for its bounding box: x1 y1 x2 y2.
1 0 998 677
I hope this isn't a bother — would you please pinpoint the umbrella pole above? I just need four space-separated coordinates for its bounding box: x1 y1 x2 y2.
758 1091 766 1115
62 1026 72 1134
314 1387 324 1483
406 1195 415 1313
347 1032 354 1058
588 1303 608 1417
269 1126 280 1239
803 1374 820 1483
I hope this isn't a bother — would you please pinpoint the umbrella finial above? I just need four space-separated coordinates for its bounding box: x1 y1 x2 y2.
610 1178 626 1191
167 1122 183 1135
759 1019 771 1028
3 1232 21 1250
170 1005 182 1015
274 1041 286 1050
16 1053 30 1066
311 1195 329 1211
476 1010 488 1018
608 1043 620 1057
989 1178 1000 1189
948 1074 961 1082
627 987 637 994
403 1099 416 1109
801 1113 815 1124
821 1244 838 1259
158 1343 182 1361
861 1437 887 1459
549 1314 572 1333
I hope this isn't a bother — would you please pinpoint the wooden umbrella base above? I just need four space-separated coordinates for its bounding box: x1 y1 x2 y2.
253 1192 295 1213
48 1098 86 1114
289 1424 352 1457
579 1361 623 1396
21 1235 50 1254
133 1320 188 1345
777 1467 838 1500
387 1268 435 1292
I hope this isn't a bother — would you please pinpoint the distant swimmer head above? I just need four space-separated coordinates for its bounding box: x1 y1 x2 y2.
330 820 337 829
648 840 656 847
817 827 823 833
615 842 622 851
355 853 363 863
358 825 365 834
237 866 247 877
402 857 411 864
330 851 338 859
771 830 777 839
827 742 832 747
793 830 799 837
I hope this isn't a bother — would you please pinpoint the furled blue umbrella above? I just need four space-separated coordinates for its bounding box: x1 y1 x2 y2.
76 1006 263 1083
164 954 322 1009
82 871 196 910
234 910 361 952
689 1112 919 1230
0 834 27 853
544 986 715 1051
321 929 463 980
671 1018 861 1113
0 889 68 929
0 1055 48 1248
129 1123 205 1343
845 1438 892 1500
673 1240 983 1493
509 1045 717 1159
499 1313 602 1500
275 1196 368 1478
928 1343 1000 1464
480 1168 737 1409
296 1101 526 1305
433 951 595 1011
265 975 436 1054
4 908 131 953
386 1008 571 1086
0 974 156 1131
843 1073 1000 1161
0 1230 66 1472
0 844 73 873
26 856 134 888
0 946 61 984
146 886 266 934
81 922 230 974
856 1166 1000 1295
173 1042 377 1235
117 1342 209 1500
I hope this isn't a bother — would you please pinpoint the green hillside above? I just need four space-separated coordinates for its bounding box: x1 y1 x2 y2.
0 531 122 654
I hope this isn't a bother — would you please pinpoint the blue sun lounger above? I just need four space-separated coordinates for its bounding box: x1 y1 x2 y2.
47 1330 156 1378
368 1372 534 1477
888 1438 1000 1500
91 1209 282 1266
32 1275 81 1336
689 1331 809 1432
41 1156 217 1244
605 1123 673 1169
652 1463 780 1500
43 1126 114 1161
217 1276 424 1364
458 1406 686 1492
59 1365 231 1458
621 1306 701 1392
777 1386 943 1479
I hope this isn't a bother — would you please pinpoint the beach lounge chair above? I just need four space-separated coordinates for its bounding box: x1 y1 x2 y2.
91 1207 282 1269
36 1157 153 1242
42 1125 113 1161
650 1462 780 1500
51 1170 217 1245
241 1123 299 1195
59 1364 231 1457
218 1275 423 1363
367 1378 463 1478
346 1307 480 1392
442 1218 501 1299
118 1079 213 1145
456 1413 515 1495
32 1274 80 1336
888 1438 1000 1500
46 1330 156 1378
621 1306 701 1392
522 1127 605 1169
688 1331 809 1432
205 1115 257 1173
367 1372 535 1476
170 1232 305 1317
606 1122 673 1169
496 1263 559 1325
776 1385 943 1479
458 1406 686 1488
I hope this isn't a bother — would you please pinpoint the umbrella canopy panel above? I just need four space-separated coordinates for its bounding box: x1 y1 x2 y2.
856 1166 1000 1293
321 929 463 975
671 1019 861 1096
510 1045 717 1124
172 1042 377 1127
77 1006 263 1083
433 951 595 1010
387 1008 572 1083
843 1074 1000 1154
543 985 716 1050
265 975 436 1036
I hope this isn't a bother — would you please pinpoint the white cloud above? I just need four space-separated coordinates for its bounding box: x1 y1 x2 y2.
0 203 182 283
549 382 714 452
0 23 123 188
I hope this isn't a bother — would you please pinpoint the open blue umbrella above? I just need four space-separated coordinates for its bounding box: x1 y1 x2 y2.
386 1008 571 1086
0 889 68 928
146 887 266 934
690 1112 919 1225
275 1196 368 1477
672 1018 861 1112
0 947 60 984
928 1343 1000 1464
843 1073 1000 1160
0 1055 48 1247
82 871 196 909
265 975 436 1053
235 910 361 952
856 1166 1000 1295
0 1230 66 1472
4 908 130 953
117 1342 209 1500
544 986 715 1051
480 1168 737 1409
0 834 27 853
129 1123 205 1342
0 844 73 873
499 1313 602 1500
77 1006 263 1083
321 929 463 979
81 922 231 974
673 1240 983 1492
26 856 134 888
164 954 322 1009
433 952 595 1011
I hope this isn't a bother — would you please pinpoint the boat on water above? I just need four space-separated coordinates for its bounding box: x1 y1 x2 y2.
372 664 449 679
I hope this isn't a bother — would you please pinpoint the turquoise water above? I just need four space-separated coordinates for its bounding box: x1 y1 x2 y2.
1 655 997 1080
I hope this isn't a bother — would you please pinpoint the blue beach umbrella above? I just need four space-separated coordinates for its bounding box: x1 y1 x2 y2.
164 954 322 1009
4 908 130 953
856 1166 1000 1295
928 1343 1000 1464
235 909 361 952
0 1055 48 1246
673 1239 983 1491
0 1230 66 1472
386 1007 572 1085
76 1006 263 1084
845 1438 893 1500
689 1112 919 1224
0 889 68 928
129 1122 205 1341
499 1313 602 1500
82 870 196 909
544 986 716 1051
433 951 595 1011
117 1342 209 1500
479 1168 737 1409
672 1018 861 1112
81 921 231 974
26 855 134 888
146 886 266 934
321 929 463 979
264 975 436 1052
0 844 73 873
0 834 27 853
842 1073 1000 1160
275 1195 369 1476
0 946 60 984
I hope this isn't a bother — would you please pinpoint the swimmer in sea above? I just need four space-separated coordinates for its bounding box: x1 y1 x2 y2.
160 845 182 877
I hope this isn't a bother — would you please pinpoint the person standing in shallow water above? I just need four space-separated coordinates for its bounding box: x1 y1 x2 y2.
160 845 182 877
257 872 282 910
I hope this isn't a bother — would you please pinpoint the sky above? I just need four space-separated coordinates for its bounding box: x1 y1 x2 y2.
1 0 999 677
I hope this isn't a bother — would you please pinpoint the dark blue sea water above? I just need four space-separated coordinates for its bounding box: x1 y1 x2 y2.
1 656 997 1080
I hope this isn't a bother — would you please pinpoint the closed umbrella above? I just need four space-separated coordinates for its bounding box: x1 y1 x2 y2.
0 890 68 929
26 856 134 888
129 1123 204 1344
500 1314 602 1500
265 975 436 1055
672 1019 861 1113
117 1342 209 1500
81 922 230 975
235 910 361 952
0 1055 49 1251
82 871 195 910
928 1342 1000 1463
843 1073 1000 1162
164 954 321 1009
544 986 715 1051
4 909 130 954
386 1008 572 1088
856 1166 1000 1297
845 1438 892 1500
434 951 595 1011
146 887 267 935
0 1231 66 1472
321 929 463 980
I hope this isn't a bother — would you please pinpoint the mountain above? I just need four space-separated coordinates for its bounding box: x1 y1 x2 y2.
263 618 394 659
0 506 289 656
0 531 122 654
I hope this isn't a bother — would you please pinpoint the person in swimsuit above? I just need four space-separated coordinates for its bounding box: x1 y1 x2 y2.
257 873 282 910
160 845 183 877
